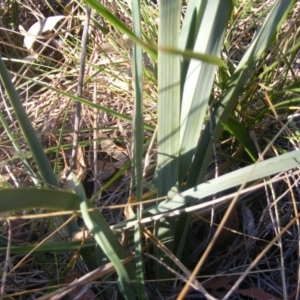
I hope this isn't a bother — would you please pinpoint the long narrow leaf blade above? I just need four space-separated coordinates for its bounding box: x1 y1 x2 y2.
179 0 232 183
131 0 146 297
0 56 58 188
146 149 300 215
155 0 182 281
74 175 136 299
0 189 79 213
188 0 296 187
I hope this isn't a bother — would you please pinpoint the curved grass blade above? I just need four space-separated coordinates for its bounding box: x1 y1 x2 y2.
222 116 257 161
144 148 300 216
74 174 136 299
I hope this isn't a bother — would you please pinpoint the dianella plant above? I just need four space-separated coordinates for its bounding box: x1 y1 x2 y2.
0 0 299 299
81 0 299 297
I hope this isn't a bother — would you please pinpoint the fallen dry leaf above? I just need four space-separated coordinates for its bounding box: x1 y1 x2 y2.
100 135 128 165
124 196 136 219
97 160 116 180
238 287 281 300
203 276 233 298
20 16 66 50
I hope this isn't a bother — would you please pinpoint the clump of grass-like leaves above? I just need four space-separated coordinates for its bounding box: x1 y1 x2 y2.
1 0 300 299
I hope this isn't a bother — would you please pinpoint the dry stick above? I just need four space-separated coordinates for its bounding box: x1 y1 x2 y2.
178 117 294 299
65 5 91 179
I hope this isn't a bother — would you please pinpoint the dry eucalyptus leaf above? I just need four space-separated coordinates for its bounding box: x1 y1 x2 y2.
124 196 136 219
100 138 115 153
111 150 127 163
237 287 281 300
76 147 87 181
100 137 128 167
97 160 115 180
20 16 66 50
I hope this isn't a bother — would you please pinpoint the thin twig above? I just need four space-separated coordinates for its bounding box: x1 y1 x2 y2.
64 5 91 180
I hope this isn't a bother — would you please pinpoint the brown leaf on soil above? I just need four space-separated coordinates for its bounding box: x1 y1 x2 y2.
203 276 233 298
97 160 116 180
100 138 115 153
100 135 128 165
75 146 87 181
237 287 281 300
